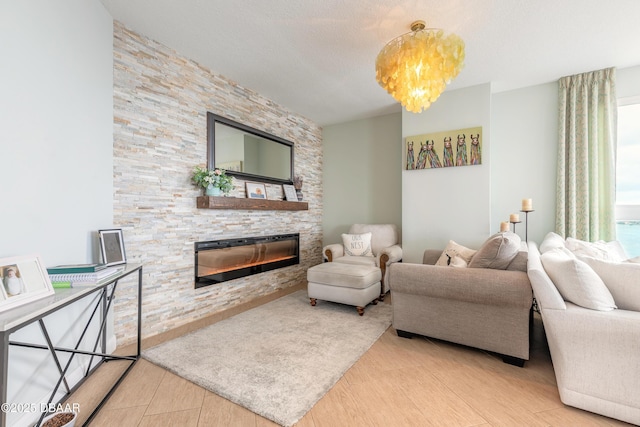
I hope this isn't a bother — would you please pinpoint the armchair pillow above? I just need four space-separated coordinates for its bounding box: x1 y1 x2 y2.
541 248 617 311
468 232 521 270
341 232 373 257
435 240 476 267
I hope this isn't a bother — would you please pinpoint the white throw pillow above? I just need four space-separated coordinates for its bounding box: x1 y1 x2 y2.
579 256 640 311
435 240 476 267
605 240 628 261
341 232 373 257
541 248 617 311
565 237 626 262
539 232 565 254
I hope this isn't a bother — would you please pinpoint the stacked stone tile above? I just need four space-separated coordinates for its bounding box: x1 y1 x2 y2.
112 22 323 344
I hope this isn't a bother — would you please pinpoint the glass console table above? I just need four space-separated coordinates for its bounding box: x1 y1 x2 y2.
0 263 142 427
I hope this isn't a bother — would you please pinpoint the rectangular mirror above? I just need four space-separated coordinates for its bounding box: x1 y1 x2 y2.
207 112 294 184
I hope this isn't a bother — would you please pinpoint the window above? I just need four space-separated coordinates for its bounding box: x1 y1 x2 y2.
616 98 640 257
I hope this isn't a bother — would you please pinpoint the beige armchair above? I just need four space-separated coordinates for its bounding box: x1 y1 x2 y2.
323 224 402 299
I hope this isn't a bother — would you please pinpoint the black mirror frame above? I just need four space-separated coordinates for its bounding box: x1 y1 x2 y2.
206 112 294 185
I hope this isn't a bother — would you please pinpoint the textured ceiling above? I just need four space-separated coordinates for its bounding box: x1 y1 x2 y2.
100 0 640 126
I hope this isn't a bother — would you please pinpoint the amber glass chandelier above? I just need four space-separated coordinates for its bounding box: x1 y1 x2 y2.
375 20 465 113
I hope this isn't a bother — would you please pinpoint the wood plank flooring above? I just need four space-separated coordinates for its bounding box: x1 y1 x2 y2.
68 298 633 427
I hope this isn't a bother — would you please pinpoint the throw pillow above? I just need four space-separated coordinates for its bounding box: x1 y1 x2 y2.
341 232 373 257
578 256 640 311
449 255 468 268
565 237 626 262
468 232 521 270
539 232 565 253
541 248 617 311
435 240 477 267
605 240 628 261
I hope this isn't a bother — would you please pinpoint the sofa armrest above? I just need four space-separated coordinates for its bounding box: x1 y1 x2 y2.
389 263 532 308
323 244 344 262
543 304 640 410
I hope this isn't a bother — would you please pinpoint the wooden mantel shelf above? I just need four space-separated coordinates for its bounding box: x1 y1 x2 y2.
197 196 308 211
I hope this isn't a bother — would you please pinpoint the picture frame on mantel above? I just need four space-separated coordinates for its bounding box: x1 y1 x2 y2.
0 254 55 313
246 182 267 199
282 184 298 202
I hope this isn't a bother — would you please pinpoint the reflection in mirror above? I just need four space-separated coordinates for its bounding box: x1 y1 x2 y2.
207 112 294 184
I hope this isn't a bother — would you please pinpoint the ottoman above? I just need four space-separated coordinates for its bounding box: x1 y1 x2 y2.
307 262 382 316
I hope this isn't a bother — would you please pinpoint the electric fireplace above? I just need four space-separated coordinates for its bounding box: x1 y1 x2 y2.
194 233 299 288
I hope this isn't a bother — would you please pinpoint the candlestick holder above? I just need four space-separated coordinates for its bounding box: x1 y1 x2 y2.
510 220 522 234
520 209 534 242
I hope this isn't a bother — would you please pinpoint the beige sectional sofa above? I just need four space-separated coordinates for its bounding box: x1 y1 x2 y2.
389 232 533 366
528 234 640 425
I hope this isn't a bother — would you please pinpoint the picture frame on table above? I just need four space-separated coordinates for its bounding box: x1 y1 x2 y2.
98 228 127 267
246 182 267 199
282 184 298 202
0 254 55 313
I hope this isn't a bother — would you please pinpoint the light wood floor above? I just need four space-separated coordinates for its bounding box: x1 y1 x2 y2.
69 299 632 427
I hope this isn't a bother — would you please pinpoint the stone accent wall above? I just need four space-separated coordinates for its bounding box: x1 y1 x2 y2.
112 22 323 344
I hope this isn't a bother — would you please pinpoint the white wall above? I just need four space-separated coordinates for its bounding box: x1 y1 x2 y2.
491 82 558 244
0 0 114 264
402 84 492 262
491 65 640 247
322 113 402 245
399 66 640 262
0 2 114 425
617 65 640 98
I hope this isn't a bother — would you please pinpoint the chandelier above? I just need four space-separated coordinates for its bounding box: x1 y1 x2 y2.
375 20 465 113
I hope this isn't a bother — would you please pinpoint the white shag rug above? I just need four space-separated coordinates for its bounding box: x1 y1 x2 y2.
143 290 392 426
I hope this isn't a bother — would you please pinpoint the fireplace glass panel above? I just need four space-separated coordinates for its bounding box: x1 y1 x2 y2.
195 234 299 287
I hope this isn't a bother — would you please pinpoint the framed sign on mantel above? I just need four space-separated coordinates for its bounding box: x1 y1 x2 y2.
246 182 267 199
282 184 298 202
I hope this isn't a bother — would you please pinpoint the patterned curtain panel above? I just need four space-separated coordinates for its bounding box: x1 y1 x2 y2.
556 67 617 241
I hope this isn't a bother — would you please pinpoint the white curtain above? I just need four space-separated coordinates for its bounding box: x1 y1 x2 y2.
556 67 617 241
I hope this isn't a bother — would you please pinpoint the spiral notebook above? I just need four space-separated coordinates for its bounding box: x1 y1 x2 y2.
49 266 124 285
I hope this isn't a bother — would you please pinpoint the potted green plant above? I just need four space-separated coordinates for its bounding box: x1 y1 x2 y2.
192 166 233 196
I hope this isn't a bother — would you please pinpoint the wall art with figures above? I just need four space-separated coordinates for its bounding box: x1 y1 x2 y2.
404 126 482 170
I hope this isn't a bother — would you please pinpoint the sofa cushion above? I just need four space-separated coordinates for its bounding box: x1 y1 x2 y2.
341 232 373 257
435 240 476 267
579 256 640 311
541 248 617 311
333 255 377 268
468 232 521 270
539 232 565 253
307 262 381 289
